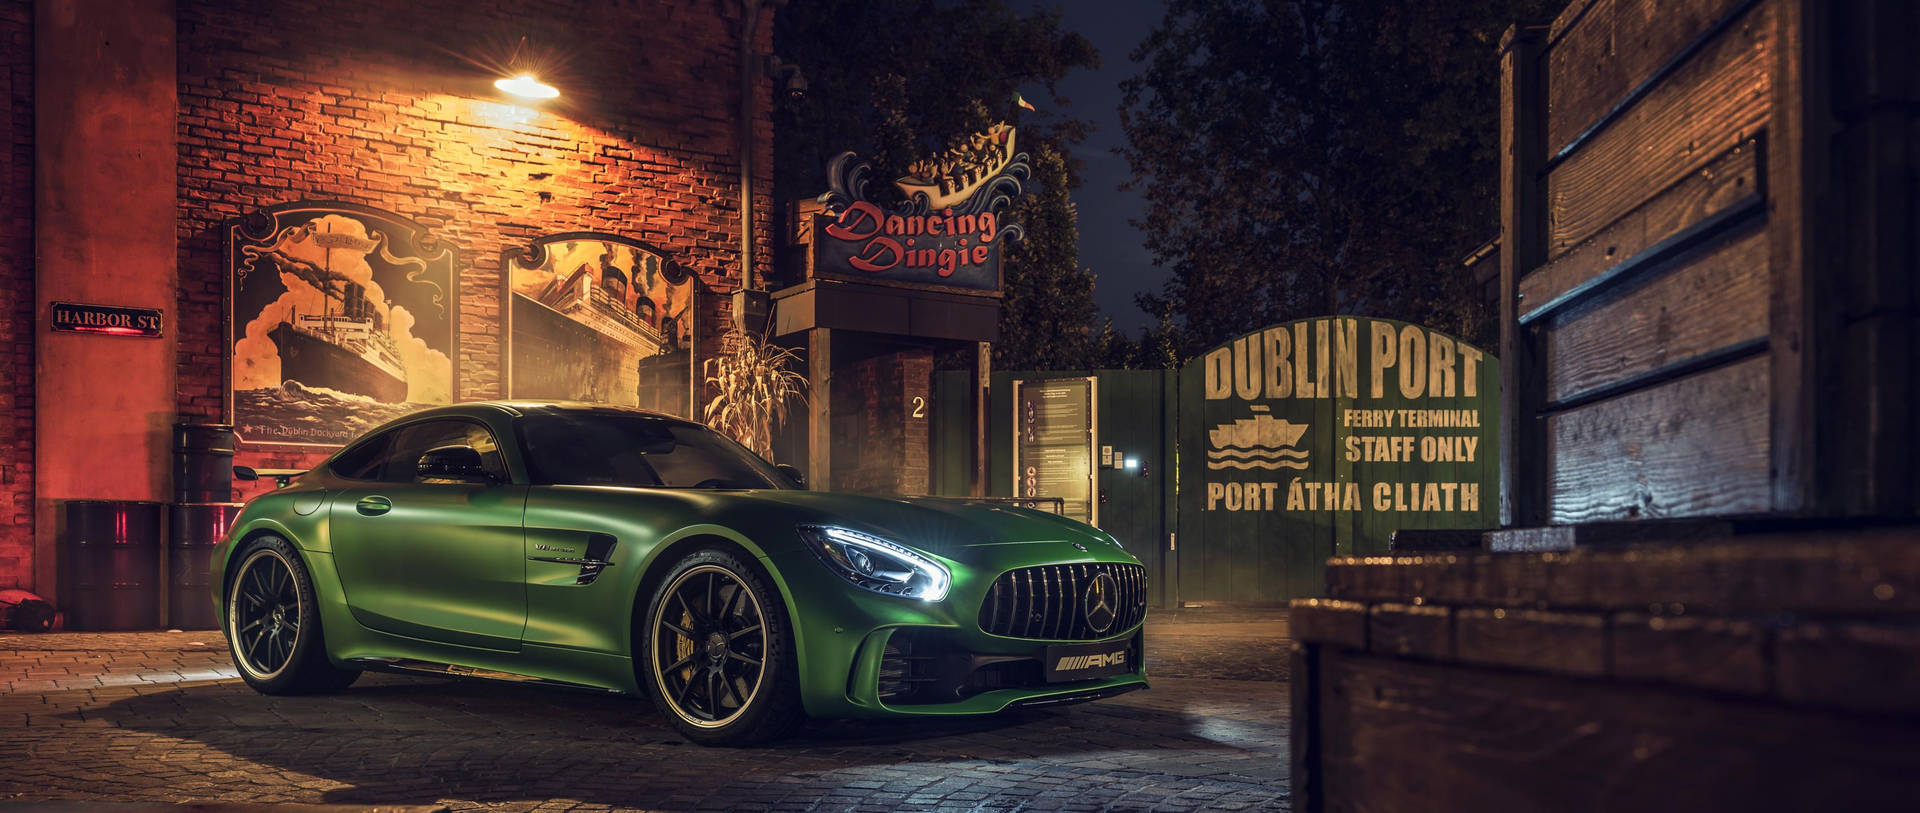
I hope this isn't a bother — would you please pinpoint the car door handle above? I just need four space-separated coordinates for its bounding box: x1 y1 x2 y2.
356 496 392 516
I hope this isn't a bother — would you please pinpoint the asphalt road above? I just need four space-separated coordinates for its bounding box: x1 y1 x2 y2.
0 609 1291 812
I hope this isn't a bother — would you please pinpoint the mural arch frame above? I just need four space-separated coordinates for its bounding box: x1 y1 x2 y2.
225 200 461 448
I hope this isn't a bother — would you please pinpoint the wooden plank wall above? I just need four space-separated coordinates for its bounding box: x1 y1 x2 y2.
1502 0 1919 524
1525 0 1777 524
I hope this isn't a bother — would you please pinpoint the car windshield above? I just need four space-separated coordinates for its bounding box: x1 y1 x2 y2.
517 412 789 490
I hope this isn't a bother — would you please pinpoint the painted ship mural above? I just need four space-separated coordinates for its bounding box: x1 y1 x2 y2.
1208 408 1311 470
268 245 411 403
505 238 694 418
229 205 456 446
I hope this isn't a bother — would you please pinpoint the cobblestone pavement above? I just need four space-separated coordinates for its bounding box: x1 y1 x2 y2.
0 609 1291 812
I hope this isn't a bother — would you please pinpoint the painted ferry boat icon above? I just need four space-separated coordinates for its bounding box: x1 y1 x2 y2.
1208 407 1310 470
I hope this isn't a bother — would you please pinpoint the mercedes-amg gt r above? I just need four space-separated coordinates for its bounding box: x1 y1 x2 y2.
214 402 1148 744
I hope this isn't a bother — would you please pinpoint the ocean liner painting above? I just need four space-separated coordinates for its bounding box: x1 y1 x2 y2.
502 234 696 418
228 202 458 446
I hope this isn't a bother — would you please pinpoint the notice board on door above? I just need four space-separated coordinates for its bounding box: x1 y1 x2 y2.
1012 376 1098 526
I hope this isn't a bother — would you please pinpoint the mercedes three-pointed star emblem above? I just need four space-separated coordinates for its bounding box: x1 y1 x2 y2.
1083 571 1118 634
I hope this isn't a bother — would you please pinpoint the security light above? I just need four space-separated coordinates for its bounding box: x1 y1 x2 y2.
494 74 559 100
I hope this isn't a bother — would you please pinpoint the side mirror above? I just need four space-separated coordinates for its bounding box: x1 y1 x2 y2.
417 445 496 484
233 465 258 481
776 463 806 489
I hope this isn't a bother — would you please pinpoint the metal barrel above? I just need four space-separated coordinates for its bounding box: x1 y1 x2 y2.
58 501 163 631
172 423 236 503
168 502 243 630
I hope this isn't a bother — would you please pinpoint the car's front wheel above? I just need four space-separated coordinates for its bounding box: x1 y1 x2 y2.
642 547 803 745
226 536 360 694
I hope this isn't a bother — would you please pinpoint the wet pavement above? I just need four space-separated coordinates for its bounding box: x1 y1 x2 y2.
0 608 1291 812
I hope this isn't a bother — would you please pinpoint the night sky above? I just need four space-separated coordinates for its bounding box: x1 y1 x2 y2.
1016 0 1165 334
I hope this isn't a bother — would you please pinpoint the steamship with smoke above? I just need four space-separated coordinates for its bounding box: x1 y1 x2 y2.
264 227 410 404
511 252 684 410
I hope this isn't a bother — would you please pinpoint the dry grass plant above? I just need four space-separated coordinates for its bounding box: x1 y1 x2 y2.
703 328 808 460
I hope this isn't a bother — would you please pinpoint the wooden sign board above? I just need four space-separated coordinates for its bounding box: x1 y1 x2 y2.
811 124 1030 295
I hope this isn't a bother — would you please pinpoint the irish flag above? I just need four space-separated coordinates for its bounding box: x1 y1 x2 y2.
1013 92 1036 111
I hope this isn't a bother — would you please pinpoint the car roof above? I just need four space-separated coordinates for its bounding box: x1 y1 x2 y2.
403 400 696 423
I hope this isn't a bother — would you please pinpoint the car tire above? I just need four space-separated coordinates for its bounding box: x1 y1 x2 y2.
225 535 360 695
642 547 803 746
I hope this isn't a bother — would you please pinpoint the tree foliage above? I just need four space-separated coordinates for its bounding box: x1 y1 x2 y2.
772 0 1101 370
1120 0 1563 359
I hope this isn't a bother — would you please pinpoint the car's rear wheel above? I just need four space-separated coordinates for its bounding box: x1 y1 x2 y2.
643 548 802 745
226 536 359 694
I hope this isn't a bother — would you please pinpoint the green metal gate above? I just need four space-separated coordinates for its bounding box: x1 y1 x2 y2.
1175 317 1499 603
934 369 1177 608
933 317 1498 606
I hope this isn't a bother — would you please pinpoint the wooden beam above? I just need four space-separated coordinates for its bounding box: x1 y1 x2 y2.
808 327 832 492
1499 23 1550 528
969 341 990 497
1766 0 1825 514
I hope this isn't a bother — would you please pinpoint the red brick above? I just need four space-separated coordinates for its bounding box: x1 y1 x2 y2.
0 0 781 582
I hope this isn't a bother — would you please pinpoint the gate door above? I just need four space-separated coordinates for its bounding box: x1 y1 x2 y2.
1175 317 1500 603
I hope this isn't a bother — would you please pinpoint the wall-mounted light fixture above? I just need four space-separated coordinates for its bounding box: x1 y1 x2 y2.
495 74 559 100
766 55 808 102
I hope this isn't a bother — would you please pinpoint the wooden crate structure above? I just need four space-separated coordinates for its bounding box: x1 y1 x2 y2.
1291 1 1920 809
1290 528 1920 812
1500 0 1916 526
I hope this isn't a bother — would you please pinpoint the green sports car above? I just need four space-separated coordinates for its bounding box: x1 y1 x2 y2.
214 401 1148 745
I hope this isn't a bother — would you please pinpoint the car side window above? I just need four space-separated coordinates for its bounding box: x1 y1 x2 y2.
330 432 393 481
379 420 508 484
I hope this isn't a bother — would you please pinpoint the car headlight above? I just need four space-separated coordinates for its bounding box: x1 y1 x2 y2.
798 525 950 602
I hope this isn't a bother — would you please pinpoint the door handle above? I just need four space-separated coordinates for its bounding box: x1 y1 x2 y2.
356 496 392 516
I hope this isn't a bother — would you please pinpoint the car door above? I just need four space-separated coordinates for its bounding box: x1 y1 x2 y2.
329 418 529 652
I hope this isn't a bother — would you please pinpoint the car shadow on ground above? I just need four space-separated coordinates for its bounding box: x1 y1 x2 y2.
79 672 1284 809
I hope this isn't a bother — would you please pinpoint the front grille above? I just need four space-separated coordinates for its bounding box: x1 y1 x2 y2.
978 563 1147 640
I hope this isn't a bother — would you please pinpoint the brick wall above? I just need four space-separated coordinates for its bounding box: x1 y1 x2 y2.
0 0 32 588
832 348 932 495
173 0 775 476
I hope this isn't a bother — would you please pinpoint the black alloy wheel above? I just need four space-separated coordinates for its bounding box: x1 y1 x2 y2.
225 536 359 694
644 549 802 745
230 546 301 678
